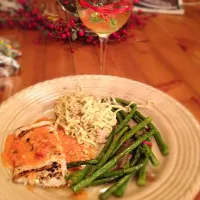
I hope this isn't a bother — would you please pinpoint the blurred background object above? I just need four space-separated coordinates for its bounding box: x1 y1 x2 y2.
0 0 22 12
134 0 185 14
0 36 21 78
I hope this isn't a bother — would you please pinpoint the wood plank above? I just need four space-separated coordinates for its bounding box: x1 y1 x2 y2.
72 42 101 74
142 18 200 95
104 40 147 81
154 15 200 67
44 41 75 79
18 31 45 87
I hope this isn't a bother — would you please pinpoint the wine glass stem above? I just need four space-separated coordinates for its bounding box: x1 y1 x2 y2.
99 36 108 74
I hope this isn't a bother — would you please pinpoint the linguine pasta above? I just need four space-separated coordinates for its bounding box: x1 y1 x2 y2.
54 89 128 148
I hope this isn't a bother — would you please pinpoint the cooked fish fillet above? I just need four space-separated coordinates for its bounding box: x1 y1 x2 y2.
12 121 67 187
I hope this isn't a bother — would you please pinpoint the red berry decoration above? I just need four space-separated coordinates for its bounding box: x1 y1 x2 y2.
49 24 54 29
48 32 52 37
92 40 97 45
70 48 75 53
122 29 127 35
0 0 151 51
78 30 84 37
62 34 67 39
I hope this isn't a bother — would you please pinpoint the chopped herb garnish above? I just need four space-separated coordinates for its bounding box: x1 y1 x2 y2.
89 12 104 23
109 18 117 28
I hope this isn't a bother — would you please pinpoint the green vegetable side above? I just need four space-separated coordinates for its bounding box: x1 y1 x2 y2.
66 97 169 200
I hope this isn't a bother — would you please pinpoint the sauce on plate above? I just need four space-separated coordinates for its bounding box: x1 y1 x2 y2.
2 118 96 168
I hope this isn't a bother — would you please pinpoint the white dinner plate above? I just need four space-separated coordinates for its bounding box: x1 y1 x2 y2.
0 75 199 200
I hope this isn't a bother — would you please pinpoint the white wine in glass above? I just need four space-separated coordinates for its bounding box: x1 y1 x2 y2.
76 0 133 73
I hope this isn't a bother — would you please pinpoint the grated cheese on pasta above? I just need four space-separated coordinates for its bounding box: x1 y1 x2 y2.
54 89 128 148
54 88 153 148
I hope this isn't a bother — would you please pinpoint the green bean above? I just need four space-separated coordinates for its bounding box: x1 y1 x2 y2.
134 111 169 156
67 159 98 169
86 129 115 177
111 117 152 157
115 98 130 106
99 174 131 200
113 174 132 197
153 130 169 156
137 157 148 186
90 176 120 186
116 98 169 156
131 148 141 166
119 110 127 119
70 165 90 185
65 173 72 181
116 112 123 123
113 157 131 197
115 104 137 133
97 129 116 160
143 144 159 166
94 126 129 171
72 130 155 192
100 159 145 179
135 134 159 167
68 132 115 184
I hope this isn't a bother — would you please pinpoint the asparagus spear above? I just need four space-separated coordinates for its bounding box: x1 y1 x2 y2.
67 159 98 169
88 105 136 175
137 157 148 186
111 117 152 157
115 104 137 133
115 98 169 156
116 112 123 123
94 126 129 171
72 129 115 180
70 165 90 185
99 160 145 179
113 149 141 197
113 158 131 197
134 111 169 156
131 148 141 166
90 176 120 186
99 174 131 200
113 177 130 197
143 144 159 167
115 98 130 106
71 130 155 192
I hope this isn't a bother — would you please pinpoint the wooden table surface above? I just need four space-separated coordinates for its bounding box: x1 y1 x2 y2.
0 3 200 200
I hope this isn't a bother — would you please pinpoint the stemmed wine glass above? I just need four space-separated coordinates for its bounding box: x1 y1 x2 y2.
76 0 133 73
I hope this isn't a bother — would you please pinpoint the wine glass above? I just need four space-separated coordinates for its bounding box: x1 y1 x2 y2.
76 0 133 74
